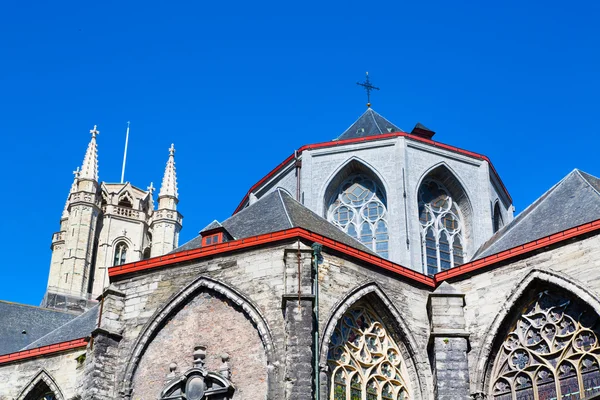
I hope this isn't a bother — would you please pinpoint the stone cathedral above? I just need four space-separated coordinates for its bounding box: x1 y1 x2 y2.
2 107 600 400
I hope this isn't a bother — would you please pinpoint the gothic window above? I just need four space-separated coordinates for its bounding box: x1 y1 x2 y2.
327 175 389 258
113 242 128 266
39 395 55 400
493 202 504 233
328 302 410 400
490 290 600 400
418 179 465 276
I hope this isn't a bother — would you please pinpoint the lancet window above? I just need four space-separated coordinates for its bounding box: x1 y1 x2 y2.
327 175 389 258
327 302 411 400
113 242 128 266
493 202 504 233
418 179 465 276
490 290 600 400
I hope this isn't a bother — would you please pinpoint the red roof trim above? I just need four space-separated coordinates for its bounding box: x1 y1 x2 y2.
108 227 436 287
0 338 88 365
434 218 600 282
233 132 512 214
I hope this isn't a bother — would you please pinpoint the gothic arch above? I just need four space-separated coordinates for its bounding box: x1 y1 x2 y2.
319 281 430 400
120 275 276 397
321 157 390 213
473 268 600 395
16 369 65 400
492 200 504 233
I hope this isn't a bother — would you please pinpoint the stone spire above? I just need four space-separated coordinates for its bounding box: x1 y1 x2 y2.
159 144 178 199
62 167 80 219
80 125 99 181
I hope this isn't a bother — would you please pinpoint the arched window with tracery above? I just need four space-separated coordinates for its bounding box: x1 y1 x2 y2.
327 302 411 400
327 174 389 258
113 242 128 266
490 290 600 399
418 179 465 276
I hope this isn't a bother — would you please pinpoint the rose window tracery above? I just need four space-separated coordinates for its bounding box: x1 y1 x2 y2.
327 175 389 258
327 302 410 400
491 290 600 399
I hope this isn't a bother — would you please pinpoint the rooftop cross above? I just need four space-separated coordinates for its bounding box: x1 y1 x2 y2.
147 182 155 195
72 166 80 178
356 72 380 108
90 125 100 138
169 143 175 156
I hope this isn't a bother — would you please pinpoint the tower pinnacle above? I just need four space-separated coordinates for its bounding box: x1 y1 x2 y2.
159 143 178 199
80 125 99 181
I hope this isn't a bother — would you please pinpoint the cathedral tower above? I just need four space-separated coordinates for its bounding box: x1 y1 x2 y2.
150 144 182 257
44 127 184 312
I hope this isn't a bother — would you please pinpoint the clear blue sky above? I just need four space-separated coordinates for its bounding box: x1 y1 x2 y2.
1 1 599 305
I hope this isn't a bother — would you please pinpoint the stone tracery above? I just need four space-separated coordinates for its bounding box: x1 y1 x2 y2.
491 290 600 399
327 302 410 400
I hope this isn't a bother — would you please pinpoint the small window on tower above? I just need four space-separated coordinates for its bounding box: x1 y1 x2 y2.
113 242 128 266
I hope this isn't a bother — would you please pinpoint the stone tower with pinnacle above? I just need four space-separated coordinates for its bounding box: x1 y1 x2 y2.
44 127 184 313
150 144 182 257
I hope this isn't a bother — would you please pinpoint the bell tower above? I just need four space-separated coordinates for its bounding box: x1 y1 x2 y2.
45 126 102 312
150 144 182 256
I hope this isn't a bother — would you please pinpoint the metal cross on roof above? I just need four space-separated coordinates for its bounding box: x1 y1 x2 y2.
169 143 175 156
356 72 380 108
90 125 100 138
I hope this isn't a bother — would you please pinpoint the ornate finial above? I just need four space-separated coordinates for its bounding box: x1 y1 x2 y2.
193 345 207 369
72 166 80 179
147 182 155 195
90 125 100 138
356 72 380 108
169 143 175 157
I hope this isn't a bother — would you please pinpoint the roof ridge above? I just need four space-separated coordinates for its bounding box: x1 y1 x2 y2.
574 169 600 198
277 189 294 229
368 108 383 133
0 300 76 316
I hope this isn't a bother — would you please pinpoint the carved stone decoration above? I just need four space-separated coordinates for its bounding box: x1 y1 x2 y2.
159 345 235 400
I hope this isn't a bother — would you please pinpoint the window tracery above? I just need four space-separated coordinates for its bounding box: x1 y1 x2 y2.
491 290 600 399
327 175 389 258
418 179 464 276
327 302 410 400
113 242 128 266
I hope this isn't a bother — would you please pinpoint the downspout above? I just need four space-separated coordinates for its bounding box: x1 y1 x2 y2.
312 242 323 400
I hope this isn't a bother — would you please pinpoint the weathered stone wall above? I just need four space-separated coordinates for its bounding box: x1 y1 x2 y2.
132 292 267 400
0 349 85 400
448 234 600 396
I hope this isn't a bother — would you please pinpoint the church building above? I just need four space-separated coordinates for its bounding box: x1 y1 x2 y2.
1 105 600 400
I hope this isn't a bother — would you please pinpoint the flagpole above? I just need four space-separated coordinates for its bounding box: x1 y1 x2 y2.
120 121 130 184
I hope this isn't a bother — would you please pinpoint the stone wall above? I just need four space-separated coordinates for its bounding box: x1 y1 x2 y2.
0 349 85 400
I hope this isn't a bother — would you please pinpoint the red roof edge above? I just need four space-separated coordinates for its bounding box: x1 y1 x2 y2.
233 132 512 214
0 338 88 365
434 218 600 282
108 227 436 288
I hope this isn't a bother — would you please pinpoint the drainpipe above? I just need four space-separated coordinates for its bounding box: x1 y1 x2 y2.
312 242 323 400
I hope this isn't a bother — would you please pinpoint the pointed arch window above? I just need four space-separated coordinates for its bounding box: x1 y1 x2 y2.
113 242 128 266
493 202 504 233
418 179 465 276
490 290 600 399
327 302 411 400
327 175 389 258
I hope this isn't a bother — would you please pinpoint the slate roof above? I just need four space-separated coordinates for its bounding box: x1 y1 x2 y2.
336 108 403 141
22 304 99 351
175 189 375 254
0 301 77 355
474 169 600 260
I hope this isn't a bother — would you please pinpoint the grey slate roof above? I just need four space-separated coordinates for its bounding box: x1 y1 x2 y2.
200 220 223 233
175 189 375 255
22 304 99 350
336 108 403 141
474 169 600 260
0 301 77 355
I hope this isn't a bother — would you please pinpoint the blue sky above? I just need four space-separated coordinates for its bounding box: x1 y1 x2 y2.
1 1 599 305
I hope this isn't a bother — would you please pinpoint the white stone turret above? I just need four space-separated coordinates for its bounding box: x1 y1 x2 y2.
45 126 102 312
150 144 182 257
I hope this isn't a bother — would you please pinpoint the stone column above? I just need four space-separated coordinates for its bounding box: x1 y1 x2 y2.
282 245 314 400
80 284 125 400
428 281 471 400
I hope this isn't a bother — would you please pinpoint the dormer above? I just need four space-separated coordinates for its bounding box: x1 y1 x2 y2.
199 220 231 246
